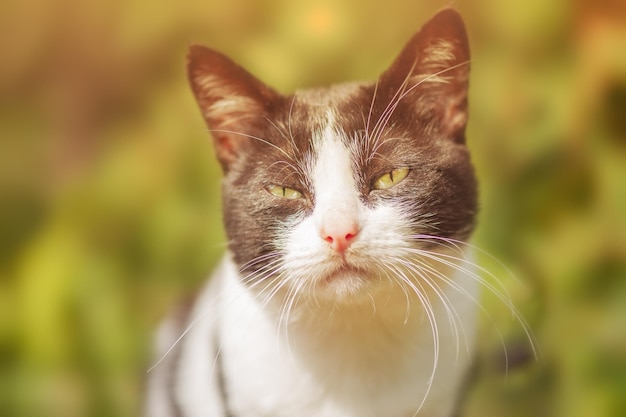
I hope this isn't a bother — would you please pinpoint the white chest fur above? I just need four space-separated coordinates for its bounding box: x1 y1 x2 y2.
214 253 478 417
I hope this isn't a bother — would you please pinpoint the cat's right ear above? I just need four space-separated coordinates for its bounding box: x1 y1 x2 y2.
379 9 470 144
187 45 281 171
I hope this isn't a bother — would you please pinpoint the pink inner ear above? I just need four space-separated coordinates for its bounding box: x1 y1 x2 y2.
441 90 469 141
213 133 238 166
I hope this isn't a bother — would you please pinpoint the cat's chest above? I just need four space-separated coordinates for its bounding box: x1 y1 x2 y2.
216 256 472 417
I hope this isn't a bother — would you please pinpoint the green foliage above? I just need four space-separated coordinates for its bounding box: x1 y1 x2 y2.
1 0 625 416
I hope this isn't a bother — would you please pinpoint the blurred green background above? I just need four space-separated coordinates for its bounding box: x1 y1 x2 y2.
1 0 625 416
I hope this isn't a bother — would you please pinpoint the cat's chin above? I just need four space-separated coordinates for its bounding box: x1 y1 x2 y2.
315 266 377 301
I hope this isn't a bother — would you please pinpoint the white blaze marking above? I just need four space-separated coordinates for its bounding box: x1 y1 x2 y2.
312 116 362 244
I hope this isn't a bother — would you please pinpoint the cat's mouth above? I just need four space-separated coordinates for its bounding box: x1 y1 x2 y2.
313 262 380 301
324 265 364 280
319 263 372 294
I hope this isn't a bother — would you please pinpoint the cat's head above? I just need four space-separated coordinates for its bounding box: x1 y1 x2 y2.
187 9 477 302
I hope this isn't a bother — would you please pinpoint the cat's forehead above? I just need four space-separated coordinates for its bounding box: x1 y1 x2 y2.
292 82 367 108
259 81 423 169
271 82 372 144
277 85 358 133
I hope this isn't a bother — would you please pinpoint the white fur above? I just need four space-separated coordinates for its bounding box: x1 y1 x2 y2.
216 255 478 417
145 271 225 417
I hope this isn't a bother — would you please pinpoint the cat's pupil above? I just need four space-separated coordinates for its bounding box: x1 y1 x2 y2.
373 167 410 190
267 184 302 200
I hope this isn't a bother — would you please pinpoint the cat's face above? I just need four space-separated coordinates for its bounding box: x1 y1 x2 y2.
188 9 477 302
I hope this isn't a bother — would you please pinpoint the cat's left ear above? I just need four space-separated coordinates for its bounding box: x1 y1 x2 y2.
380 9 470 143
187 45 282 172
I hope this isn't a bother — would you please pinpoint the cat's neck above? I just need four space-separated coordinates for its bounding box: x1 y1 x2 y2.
220 250 478 359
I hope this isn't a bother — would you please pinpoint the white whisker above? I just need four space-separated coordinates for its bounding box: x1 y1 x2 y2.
146 304 213 373
210 128 294 161
406 235 539 362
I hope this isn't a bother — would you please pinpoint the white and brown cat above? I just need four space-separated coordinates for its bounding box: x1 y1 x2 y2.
146 9 485 417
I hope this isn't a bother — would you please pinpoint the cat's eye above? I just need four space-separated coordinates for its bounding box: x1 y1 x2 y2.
373 167 410 190
267 184 303 200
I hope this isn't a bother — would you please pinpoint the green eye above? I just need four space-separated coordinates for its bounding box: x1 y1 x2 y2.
373 167 410 190
267 185 303 200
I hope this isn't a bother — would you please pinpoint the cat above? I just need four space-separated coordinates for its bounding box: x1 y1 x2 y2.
146 8 485 417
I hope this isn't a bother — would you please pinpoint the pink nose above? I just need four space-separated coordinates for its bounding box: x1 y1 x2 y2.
321 220 359 253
